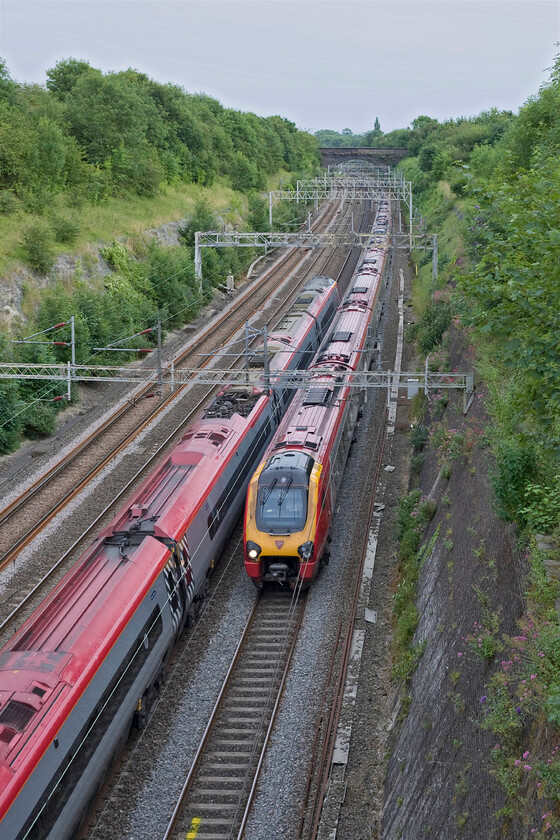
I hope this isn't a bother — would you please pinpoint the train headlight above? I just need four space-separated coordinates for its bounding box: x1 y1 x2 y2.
246 541 262 561
297 541 314 562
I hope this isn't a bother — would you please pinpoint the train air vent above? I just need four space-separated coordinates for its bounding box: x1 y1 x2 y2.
209 433 226 446
31 686 46 698
352 286 368 294
0 701 35 732
303 388 331 407
332 331 352 342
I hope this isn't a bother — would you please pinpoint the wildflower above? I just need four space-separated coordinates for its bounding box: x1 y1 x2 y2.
531 674 537 680
457 652 463 657
480 696 487 703
515 760 521 766
523 751 530 759
524 765 532 771
516 707 522 714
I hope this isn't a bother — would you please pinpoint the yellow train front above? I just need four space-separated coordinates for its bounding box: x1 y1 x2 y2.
244 450 328 587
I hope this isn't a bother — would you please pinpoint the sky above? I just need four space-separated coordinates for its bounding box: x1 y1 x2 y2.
1 0 559 135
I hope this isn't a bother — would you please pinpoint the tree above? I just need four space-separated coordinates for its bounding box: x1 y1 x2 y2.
46 58 101 100
0 57 17 104
65 72 158 165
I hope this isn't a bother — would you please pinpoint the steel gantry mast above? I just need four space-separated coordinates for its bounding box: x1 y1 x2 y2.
2 170 446 403
194 168 432 287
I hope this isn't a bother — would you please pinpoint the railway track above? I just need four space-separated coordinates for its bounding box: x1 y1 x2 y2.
76 198 385 840
163 590 306 840
0 201 344 573
298 406 389 840
0 201 372 639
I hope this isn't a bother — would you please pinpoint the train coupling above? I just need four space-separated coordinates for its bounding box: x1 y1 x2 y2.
265 562 290 583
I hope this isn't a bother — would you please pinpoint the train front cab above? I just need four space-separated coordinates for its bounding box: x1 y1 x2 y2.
244 451 328 588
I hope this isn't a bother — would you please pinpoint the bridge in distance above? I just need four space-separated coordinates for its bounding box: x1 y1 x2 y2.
319 146 407 167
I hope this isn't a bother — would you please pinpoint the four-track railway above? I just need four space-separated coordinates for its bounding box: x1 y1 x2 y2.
0 192 395 840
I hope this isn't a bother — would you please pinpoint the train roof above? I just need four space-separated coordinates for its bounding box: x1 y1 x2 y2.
109 410 265 545
257 246 388 464
0 535 169 800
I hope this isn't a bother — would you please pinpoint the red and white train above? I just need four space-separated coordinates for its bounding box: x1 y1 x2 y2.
243 199 392 587
0 275 339 840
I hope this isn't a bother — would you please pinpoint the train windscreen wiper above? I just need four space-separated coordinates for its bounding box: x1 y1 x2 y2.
276 477 293 507
259 477 277 508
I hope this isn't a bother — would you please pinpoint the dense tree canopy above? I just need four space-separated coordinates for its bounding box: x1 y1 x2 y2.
0 57 320 204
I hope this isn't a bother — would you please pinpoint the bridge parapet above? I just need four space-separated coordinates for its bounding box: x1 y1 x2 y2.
319 147 407 167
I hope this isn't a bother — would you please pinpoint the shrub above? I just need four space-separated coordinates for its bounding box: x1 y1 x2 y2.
410 423 429 451
411 452 427 475
0 189 18 214
520 477 560 534
490 436 537 522
21 401 57 439
178 198 217 248
51 215 80 244
415 299 453 355
20 223 55 274
0 380 22 452
417 497 437 523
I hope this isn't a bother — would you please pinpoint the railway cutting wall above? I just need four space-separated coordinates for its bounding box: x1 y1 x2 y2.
381 328 528 840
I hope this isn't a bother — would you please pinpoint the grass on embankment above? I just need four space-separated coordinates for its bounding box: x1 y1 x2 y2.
0 171 293 275
409 180 468 316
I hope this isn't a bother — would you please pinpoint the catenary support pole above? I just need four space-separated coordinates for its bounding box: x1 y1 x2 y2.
194 231 202 289
409 181 413 250
70 315 76 379
157 319 162 390
263 325 270 393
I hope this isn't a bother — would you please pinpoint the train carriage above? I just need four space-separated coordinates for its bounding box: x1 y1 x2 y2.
244 201 392 588
0 275 339 840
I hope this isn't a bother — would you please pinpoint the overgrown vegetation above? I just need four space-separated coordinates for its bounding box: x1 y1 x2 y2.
0 56 318 214
0 56 319 453
392 490 437 683
396 55 560 536
388 49 560 834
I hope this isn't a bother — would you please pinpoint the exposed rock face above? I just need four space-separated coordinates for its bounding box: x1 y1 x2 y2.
0 217 188 324
383 331 528 840
143 220 186 247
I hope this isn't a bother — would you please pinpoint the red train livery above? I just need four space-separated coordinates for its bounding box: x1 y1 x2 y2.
243 199 392 587
0 275 339 840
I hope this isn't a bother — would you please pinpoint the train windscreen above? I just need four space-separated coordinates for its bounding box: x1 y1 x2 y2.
256 475 308 534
